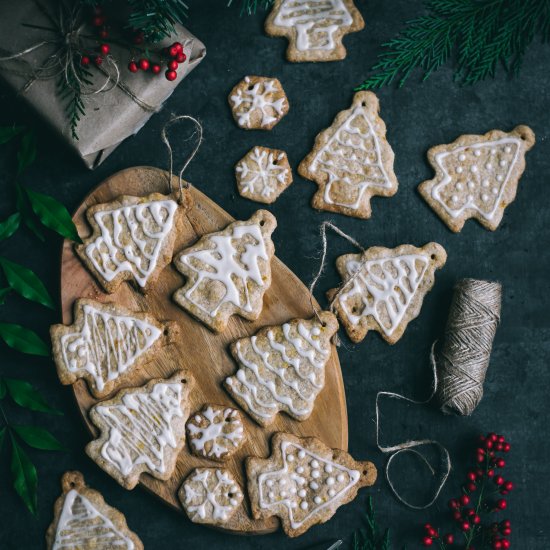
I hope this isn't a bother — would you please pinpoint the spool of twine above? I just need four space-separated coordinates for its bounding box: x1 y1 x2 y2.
436 278 502 416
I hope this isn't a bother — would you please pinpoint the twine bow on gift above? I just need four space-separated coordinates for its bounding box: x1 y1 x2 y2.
0 0 157 137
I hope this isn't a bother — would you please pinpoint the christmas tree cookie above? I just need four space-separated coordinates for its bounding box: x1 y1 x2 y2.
299 92 398 219
173 210 277 333
235 146 293 204
246 432 376 537
46 471 142 549
51 299 177 399
265 0 365 62
229 76 289 130
328 243 447 344
179 468 244 527
225 312 338 426
86 370 194 490
76 192 187 293
418 125 535 232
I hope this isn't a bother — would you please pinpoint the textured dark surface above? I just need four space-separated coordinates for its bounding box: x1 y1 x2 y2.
0 1 548 548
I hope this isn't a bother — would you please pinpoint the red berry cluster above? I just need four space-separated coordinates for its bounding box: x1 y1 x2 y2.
421 432 513 549
81 6 110 68
128 41 186 81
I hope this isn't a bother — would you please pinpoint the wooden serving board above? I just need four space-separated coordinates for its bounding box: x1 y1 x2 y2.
60 166 348 535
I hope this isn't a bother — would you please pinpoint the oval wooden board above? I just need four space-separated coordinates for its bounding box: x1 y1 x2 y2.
60 166 348 535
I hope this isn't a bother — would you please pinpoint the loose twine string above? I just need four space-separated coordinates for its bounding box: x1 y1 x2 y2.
435 278 502 416
161 115 203 203
308 221 451 509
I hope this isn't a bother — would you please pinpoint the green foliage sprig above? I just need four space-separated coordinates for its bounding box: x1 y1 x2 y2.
228 0 274 15
0 125 79 513
126 0 189 41
357 0 550 90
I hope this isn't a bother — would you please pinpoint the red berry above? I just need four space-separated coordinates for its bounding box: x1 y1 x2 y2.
485 439 494 449
138 58 150 71
472 515 481 525
168 59 179 70
443 533 454 544
496 442 503 451
452 510 462 521
498 435 505 443
92 15 105 27
501 540 510 550
151 63 161 74
99 43 110 55
173 41 183 52
422 536 433 546
99 29 108 39
488 469 495 477
493 541 503 550
423 523 432 532
128 61 138 73
168 45 179 57
460 495 470 506
488 433 498 442
93 55 103 66
467 483 477 492
165 69 177 81
495 476 505 486
503 442 511 452
477 454 485 463
80 55 90 66
175 52 186 63
476 469 484 478
502 519 511 528
496 499 507 510
496 459 506 468
466 508 475 517
467 471 476 482
502 527 512 536
448 499 459 510
461 522 470 531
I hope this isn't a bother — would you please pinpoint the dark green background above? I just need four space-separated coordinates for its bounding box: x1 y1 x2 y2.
0 1 548 548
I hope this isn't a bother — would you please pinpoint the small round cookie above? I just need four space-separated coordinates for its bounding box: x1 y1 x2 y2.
236 146 293 204
228 76 289 130
179 468 243 526
186 404 245 461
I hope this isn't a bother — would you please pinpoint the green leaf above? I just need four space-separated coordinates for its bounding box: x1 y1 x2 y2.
10 433 38 514
16 184 45 242
0 257 54 309
17 131 36 175
13 426 65 451
0 323 50 356
4 378 61 414
0 125 24 145
0 213 21 241
23 187 81 243
0 287 11 304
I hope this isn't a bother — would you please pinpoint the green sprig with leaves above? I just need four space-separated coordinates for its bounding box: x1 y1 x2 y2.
357 0 550 90
228 0 274 15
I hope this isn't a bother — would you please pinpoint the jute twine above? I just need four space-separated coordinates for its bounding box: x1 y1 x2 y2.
435 278 502 416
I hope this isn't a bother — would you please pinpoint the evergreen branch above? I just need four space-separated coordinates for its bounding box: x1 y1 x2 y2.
228 0 274 15
127 0 188 42
357 0 550 90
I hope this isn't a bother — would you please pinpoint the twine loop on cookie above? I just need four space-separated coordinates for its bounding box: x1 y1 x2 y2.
435 278 502 416
161 115 203 203
376 347 451 509
308 221 366 328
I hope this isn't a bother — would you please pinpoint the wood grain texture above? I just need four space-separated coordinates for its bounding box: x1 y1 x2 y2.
59 166 348 535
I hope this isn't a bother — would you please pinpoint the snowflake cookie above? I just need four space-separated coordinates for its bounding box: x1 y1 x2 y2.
235 146 293 204
299 91 398 220
225 312 338 426
229 76 289 130
328 243 447 344
246 432 376 537
186 405 245 461
76 192 189 294
265 0 365 63
173 210 277 333
179 468 244 526
418 125 535 232
86 370 194 490
51 299 177 399
46 471 142 550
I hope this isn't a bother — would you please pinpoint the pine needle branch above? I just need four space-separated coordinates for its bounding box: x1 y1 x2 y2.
357 0 550 90
227 0 274 15
127 0 188 42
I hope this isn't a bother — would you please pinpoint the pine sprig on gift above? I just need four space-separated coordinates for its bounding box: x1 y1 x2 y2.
357 0 550 90
127 0 189 42
228 0 274 15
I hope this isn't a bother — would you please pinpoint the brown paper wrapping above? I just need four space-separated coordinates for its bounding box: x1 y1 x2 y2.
0 0 206 169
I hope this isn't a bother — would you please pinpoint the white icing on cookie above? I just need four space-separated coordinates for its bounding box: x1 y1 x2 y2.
94 381 184 477
182 469 242 524
309 103 393 210
338 254 429 336
230 77 286 129
273 0 353 52
177 223 269 318
258 440 360 530
60 303 162 392
431 137 522 222
53 489 134 550
225 318 331 424
85 199 177 288
236 147 289 199
187 406 244 459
